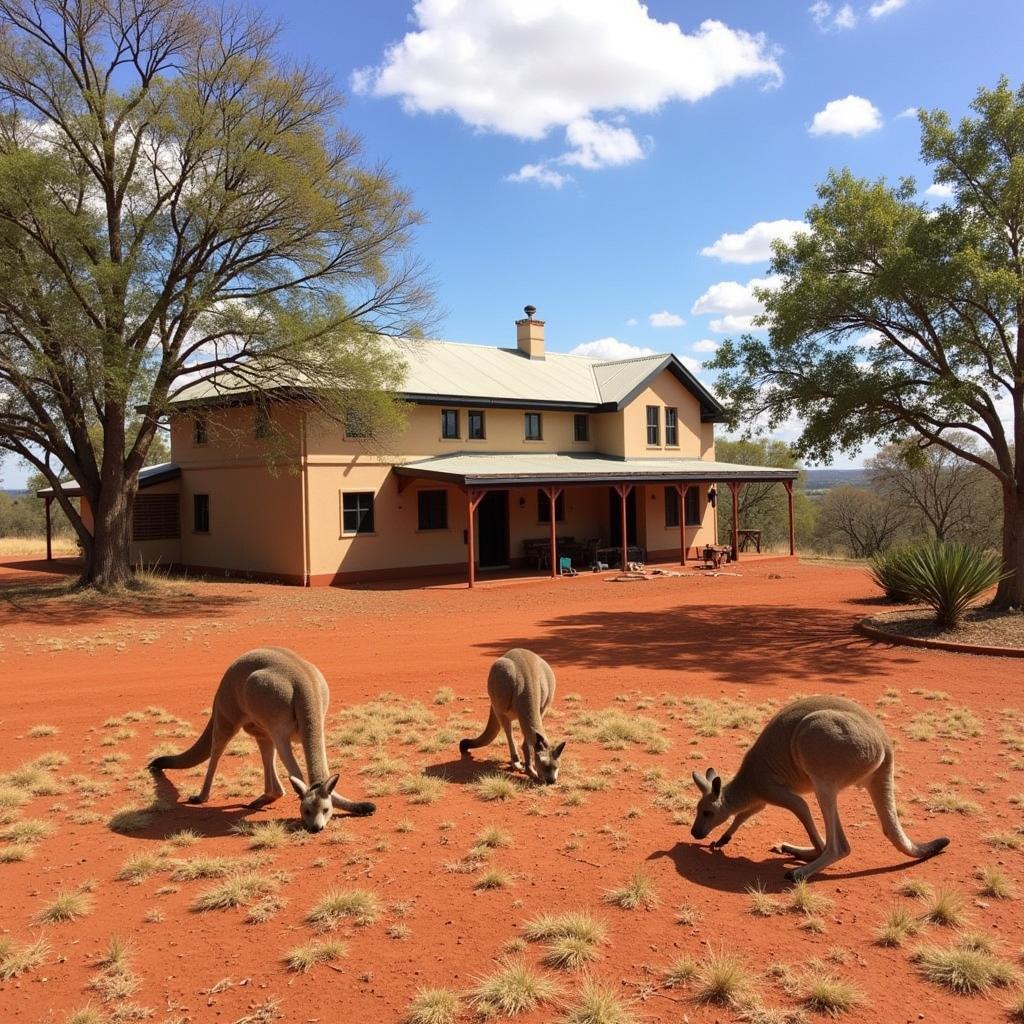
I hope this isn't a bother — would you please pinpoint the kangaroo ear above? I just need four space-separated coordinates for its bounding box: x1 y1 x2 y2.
321 774 340 796
552 741 566 759
534 734 548 751
289 775 308 797
706 767 718 782
692 771 710 794
711 775 722 798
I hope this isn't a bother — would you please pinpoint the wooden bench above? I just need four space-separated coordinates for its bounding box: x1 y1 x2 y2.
700 544 733 569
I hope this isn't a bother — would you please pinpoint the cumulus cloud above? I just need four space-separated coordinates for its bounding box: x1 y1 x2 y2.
869 0 908 16
810 2 856 31
570 337 656 360
649 310 685 328
625 317 638 326
809 95 883 137
924 182 954 199
855 330 884 348
897 106 919 119
691 276 781 333
678 354 703 375
700 219 809 264
353 1 781 183
505 163 571 188
692 339 719 353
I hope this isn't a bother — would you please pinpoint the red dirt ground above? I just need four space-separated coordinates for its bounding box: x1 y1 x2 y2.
0 557 1021 1024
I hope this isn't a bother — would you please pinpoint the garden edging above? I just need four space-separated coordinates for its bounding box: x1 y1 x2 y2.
856 616 1024 658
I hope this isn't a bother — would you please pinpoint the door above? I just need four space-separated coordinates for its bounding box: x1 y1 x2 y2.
477 490 510 568
608 487 638 546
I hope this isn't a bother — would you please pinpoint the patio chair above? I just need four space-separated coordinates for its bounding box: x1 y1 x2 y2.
558 556 577 577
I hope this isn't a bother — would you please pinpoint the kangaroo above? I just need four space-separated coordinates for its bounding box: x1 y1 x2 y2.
689 695 949 881
149 647 375 832
459 648 566 784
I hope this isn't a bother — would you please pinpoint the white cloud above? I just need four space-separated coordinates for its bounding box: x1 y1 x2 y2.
353 1 781 182
692 338 719 353
625 317 638 327
505 163 571 188
809 95 883 137
810 2 856 30
868 0 908 17
649 310 685 328
897 106 919 119
924 182 954 199
678 354 703 375
701 218 809 263
854 330 884 348
691 276 782 333
570 337 655 360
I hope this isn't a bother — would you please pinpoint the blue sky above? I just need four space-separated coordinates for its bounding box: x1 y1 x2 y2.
4 0 1021 487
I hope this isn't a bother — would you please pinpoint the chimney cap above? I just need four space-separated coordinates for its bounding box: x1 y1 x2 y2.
523 304 537 319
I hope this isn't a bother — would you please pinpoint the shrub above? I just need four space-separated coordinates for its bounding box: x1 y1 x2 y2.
868 548 915 602
886 542 1005 627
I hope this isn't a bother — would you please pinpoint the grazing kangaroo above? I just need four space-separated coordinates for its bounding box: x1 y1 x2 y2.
689 695 949 881
149 647 375 832
459 648 566 784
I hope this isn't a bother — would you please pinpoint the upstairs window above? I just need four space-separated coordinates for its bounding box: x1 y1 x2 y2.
665 407 679 447
342 492 375 535
417 490 448 530
573 414 590 442
685 486 701 526
646 405 660 446
468 409 486 439
193 493 210 533
537 490 565 523
441 409 460 439
664 486 680 528
192 415 208 445
525 412 543 441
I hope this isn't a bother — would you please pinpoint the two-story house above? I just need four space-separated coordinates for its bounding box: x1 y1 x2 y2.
48 308 798 586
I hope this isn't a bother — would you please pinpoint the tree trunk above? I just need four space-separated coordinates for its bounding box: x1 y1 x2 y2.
994 484 1024 609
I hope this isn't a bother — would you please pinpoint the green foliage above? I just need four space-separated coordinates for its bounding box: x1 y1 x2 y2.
868 548 916 601
888 542 1005 626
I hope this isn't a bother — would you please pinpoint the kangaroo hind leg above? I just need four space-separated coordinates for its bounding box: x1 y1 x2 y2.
786 785 850 882
247 732 284 809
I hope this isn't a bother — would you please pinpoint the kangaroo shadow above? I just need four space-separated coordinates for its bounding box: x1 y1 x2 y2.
649 839 940 891
424 755 521 785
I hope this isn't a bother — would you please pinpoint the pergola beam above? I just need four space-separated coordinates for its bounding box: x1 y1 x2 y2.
465 487 486 589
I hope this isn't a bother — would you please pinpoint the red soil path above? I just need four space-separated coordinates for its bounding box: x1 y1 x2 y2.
0 557 1020 1023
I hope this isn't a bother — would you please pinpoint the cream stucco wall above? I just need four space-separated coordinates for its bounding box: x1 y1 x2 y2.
621 373 704 458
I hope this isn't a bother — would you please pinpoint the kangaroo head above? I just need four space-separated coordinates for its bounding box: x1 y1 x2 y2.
533 734 566 785
689 768 728 840
289 774 339 833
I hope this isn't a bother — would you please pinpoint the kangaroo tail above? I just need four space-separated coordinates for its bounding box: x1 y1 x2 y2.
460 708 500 756
149 715 215 772
869 747 950 859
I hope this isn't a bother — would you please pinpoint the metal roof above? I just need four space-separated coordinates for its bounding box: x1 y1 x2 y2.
36 462 181 498
169 338 725 419
394 452 798 487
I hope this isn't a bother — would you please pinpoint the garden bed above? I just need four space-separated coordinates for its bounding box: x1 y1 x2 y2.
860 605 1024 656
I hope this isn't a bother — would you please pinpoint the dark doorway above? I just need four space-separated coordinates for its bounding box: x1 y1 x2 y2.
477 490 510 569
608 487 638 546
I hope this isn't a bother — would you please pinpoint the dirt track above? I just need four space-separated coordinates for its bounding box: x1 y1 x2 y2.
0 557 1020 1023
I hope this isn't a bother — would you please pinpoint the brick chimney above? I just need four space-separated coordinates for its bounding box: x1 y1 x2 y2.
515 304 545 360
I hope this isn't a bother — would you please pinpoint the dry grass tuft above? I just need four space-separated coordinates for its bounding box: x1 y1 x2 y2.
476 825 513 849
0 935 49 980
237 820 294 850
542 935 602 970
561 977 638 1024
566 708 666 750
873 905 921 947
747 880 783 917
399 774 447 805
801 972 863 1016
284 938 347 973
523 911 607 946
35 888 92 924
787 880 829 916
694 949 754 1006
170 856 236 881
117 853 165 885
471 959 560 1017
192 871 280 911
0 818 54 843
475 869 513 891
922 887 966 927
912 938 1019 993
307 888 382 929
107 806 155 834
663 955 699 988
975 866 1015 900
404 987 461 1024
473 773 522 802
603 871 657 911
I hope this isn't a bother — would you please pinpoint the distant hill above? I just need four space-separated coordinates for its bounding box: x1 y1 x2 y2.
803 468 868 495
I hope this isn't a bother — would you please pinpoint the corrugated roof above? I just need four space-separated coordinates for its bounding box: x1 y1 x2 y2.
395 452 798 485
169 337 724 418
36 462 181 497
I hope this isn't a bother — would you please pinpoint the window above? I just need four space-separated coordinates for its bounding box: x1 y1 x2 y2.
665 407 678 447
537 490 565 523
685 486 701 526
573 414 590 442
345 410 368 439
468 410 486 440
525 412 543 441
254 405 271 439
441 409 460 440
193 415 208 445
664 486 680 528
193 493 210 533
342 492 375 535
646 405 660 446
417 490 448 530
133 494 180 541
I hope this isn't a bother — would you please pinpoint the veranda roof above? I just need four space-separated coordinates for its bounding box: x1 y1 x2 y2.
35 462 181 498
394 452 798 487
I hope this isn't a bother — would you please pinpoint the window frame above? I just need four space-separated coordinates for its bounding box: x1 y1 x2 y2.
192 415 208 446
192 493 210 534
573 413 590 442
664 486 680 528
537 489 565 524
417 489 448 531
341 491 375 536
645 405 660 446
524 411 543 441
441 408 460 440
467 409 486 440
685 486 701 526
665 406 679 447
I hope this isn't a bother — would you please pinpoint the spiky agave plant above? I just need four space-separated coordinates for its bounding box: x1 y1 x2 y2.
889 542 1006 627
867 548 916 602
